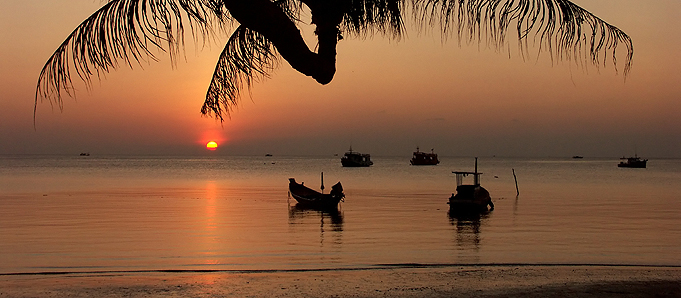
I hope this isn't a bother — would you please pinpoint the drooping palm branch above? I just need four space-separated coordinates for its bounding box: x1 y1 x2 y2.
36 0 633 122
201 25 279 121
341 0 404 38
35 0 226 109
413 0 633 75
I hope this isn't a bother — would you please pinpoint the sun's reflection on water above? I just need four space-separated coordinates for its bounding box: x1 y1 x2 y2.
199 181 220 266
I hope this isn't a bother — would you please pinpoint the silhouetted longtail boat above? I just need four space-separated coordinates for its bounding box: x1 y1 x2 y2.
448 158 494 213
288 173 344 209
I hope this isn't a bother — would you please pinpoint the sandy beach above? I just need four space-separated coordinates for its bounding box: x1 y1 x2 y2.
1 265 679 298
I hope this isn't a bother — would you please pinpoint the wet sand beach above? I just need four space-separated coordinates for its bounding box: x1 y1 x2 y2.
2 265 680 298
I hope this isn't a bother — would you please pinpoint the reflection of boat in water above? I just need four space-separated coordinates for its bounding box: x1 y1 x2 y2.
288 174 344 209
448 210 490 252
448 211 489 234
288 204 344 227
340 147 373 167
410 147 439 165
448 210 489 223
618 155 647 168
448 158 494 213
288 204 344 247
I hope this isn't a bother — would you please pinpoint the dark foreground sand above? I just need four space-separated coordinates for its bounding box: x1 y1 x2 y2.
1 266 680 298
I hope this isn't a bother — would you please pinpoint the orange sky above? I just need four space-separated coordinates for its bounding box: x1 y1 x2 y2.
1 0 680 157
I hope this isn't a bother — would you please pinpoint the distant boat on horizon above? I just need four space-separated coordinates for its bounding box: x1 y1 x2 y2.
618 154 647 168
340 147 373 167
410 147 440 165
572 155 584 159
79 152 90 156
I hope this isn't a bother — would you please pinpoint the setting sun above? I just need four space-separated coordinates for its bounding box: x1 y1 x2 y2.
206 141 218 150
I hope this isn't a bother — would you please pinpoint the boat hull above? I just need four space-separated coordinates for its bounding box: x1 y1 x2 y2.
341 159 372 167
618 161 647 168
410 160 439 165
448 185 493 213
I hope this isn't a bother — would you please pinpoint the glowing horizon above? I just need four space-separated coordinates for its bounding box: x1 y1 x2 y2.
1 1 680 158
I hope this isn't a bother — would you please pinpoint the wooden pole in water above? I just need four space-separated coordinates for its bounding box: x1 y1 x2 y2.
512 168 519 196
320 172 325 193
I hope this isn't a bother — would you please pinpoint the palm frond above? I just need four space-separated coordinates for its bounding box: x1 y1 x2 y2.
37 0 634 124
342 0 405 38
201 0 303 120
413 0 633 75
201 25 278 121
35 0 226 111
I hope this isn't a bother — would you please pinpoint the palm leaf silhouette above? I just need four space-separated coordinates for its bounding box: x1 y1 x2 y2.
35 0 225 108
36 0 633 121
202 25 278 121
414 0 632 74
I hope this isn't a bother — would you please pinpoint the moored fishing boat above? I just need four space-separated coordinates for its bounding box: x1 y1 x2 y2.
618 155 647 168
340 147 373 167
288 174 344 209
448 158 494 213
410 147 439 165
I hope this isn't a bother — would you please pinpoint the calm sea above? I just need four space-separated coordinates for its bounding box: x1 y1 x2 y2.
1 155 680 274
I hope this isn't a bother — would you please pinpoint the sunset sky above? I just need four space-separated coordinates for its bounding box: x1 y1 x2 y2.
1 0 679 157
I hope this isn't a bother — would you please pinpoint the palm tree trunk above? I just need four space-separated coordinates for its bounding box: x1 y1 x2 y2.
223 0 343 84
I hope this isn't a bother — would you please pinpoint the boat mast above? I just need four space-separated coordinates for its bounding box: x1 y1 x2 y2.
474 157 479 186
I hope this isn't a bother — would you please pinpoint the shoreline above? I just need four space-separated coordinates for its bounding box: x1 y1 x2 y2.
1 265 679 297
3 263 681 276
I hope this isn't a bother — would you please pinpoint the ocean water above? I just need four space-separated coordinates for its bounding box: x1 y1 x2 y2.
1 155 680 274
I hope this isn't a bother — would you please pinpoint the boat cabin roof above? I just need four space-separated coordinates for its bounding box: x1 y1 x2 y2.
452 171 483 187
452 171 483 176
452 158 484 186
